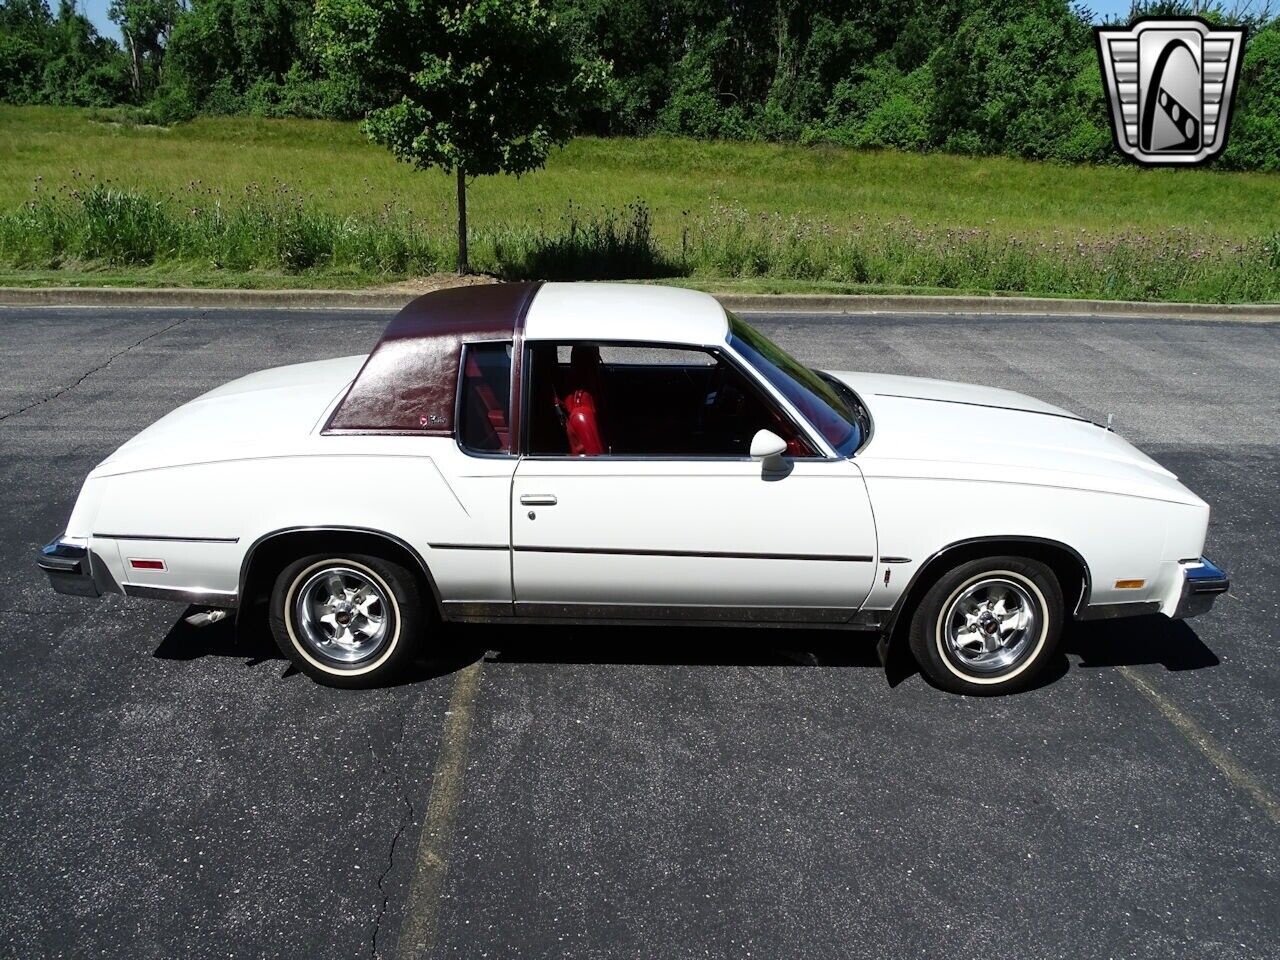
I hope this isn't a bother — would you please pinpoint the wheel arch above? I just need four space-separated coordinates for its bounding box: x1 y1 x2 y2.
236 526 444 625
879 535 1090 664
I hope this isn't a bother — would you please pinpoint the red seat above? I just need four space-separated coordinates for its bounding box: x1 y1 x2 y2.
562 345 607 456
463 353 510 450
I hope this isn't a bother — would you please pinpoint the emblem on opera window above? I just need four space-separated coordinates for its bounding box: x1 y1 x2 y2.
1095 18 1246 166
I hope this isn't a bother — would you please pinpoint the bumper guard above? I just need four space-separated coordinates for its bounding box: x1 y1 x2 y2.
1172 557 1229 620
37 537 101 598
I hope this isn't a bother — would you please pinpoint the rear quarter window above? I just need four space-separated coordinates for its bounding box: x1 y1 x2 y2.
458 343 514 454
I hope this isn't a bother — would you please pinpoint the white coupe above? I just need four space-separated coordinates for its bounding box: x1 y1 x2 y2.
39 283 1228 694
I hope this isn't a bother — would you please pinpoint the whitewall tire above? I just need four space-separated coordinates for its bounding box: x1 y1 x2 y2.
269 553 424 688
908 556 1063 696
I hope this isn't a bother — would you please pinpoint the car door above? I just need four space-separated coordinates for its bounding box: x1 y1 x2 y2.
510 341 878 622
424 341 522 615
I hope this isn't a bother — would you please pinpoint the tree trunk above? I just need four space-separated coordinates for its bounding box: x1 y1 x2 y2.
124 33 142 99
455 166 468 275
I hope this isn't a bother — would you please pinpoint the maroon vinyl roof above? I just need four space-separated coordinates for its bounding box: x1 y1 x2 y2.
324 281 541 435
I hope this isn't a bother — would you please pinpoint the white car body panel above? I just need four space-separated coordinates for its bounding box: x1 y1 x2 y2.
509 457 876 616
826 371 1209 617
525 282 729 347
46 283 1222 640
92 355 364 478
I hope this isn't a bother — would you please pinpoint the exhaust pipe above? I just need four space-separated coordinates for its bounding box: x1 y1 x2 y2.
184 609 228 628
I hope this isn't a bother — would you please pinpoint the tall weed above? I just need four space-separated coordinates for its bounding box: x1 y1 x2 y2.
1 183 1277 302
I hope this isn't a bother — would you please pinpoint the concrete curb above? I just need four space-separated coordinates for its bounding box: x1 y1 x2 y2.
1 285 1278 321
713 293 1280 321
0 286 410 309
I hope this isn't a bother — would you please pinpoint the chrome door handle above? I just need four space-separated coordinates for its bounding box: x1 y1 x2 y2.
519 494 558 506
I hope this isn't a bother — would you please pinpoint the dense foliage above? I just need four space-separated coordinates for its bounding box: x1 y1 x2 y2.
314 0 607 269
2 0 1279 169
0 0 129 105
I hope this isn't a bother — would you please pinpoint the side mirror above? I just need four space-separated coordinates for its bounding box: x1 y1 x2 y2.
750 429 789 470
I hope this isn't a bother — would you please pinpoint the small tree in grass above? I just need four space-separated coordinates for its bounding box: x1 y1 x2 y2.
316 0 606 274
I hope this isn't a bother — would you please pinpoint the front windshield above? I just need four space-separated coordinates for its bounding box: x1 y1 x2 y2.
728 314 864 457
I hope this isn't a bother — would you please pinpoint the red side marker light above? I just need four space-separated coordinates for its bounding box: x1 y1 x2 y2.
129 558 166 571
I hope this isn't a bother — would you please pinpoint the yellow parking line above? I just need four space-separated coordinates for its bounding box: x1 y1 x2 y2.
1119 666 1280 826
396 660 485 959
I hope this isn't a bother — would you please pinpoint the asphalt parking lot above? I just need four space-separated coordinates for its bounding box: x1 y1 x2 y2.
1 303 1277 959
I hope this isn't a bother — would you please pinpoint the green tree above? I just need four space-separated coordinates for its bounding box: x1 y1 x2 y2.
0 0 55 101
931 0 1104 159
818 56 935 150
315 0 607 273
108 0 178 99
1 0 128 105
1223 23 1280 171
164 0 312 112
552 0 685 133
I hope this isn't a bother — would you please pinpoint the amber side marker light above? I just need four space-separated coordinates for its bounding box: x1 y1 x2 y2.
1115 579 1146 589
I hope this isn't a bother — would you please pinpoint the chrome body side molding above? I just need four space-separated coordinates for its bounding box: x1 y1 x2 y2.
1075 600 1161 621
512 545 874 563
442 599 882 630
123 583 240 608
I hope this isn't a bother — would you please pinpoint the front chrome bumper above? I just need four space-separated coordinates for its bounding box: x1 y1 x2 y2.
37 536 101 598
1172 556 1230 620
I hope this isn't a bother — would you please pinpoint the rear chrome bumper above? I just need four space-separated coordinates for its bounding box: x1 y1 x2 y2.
1172 556 1229 620
37 536 101 598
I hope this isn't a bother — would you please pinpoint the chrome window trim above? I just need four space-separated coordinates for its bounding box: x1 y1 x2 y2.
719 337 842 459
814 368 874 457
517 337 833 462
454 339 519 460
520 454 758 464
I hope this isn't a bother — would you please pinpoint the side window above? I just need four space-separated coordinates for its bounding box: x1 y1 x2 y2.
458 343 513 454
525 341 815 458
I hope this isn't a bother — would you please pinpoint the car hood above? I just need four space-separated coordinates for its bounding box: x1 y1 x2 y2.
829 371 1203 505
92 355 365 477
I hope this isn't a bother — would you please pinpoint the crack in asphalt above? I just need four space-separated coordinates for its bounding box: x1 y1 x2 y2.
371 708 415 960
0 314 196 424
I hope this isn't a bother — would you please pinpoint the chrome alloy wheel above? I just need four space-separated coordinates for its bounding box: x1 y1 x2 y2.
293 566 391 665
941 576 1042 674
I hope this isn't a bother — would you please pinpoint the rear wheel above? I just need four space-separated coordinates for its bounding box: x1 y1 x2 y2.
908 556 1063 695
269 553 424 688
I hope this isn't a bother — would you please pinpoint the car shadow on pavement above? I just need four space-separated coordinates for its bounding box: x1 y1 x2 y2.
152 606 486 685
481 616 1220 693
150 607 1218 687
1062 615 1220 672
476 622 883 669
153 609 276 665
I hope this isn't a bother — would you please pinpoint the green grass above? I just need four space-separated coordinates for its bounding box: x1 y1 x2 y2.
2 105 1280 301
0 267 378 289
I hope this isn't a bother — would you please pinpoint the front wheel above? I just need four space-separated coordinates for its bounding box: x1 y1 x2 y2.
908 556 1063 695
269 553 424 688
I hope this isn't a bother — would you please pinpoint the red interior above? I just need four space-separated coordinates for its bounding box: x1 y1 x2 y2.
462 352 510 450
522 341 815 459
562 345 608 455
